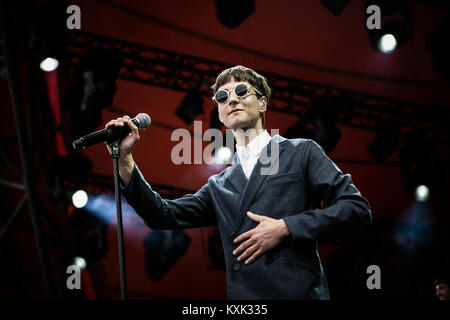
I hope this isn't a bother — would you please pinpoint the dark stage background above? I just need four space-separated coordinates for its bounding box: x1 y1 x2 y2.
0 0 449 300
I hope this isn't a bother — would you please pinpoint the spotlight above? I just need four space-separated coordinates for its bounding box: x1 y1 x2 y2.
367 129 400 163
73 256 87 270
321 0 350 16
175 90 204 125
62 49 122 138
378 34 397 54
67 208 109 268
215 0 255 29
207 228 225 270
28 0 67 71
285 96 342 154
39 57 59 72
209 108 234 164
399 134 441 198
394 201 431 251
313 117 341 154
366 1 413 54
284 118 315 141
209 129 235 165
415 185 430 202
426 15 450 80
210 106 223 131
143 230 191 281
48 155 92 204
215 146 233 164
72 190 88 209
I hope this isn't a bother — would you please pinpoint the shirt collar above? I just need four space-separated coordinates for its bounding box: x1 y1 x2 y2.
236 130 272 159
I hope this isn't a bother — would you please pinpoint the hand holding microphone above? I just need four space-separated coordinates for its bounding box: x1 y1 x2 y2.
104 114 149 184
72 113 151 184
72 113 150 151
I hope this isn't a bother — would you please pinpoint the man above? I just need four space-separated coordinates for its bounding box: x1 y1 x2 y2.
105 65 372 299
434 277 450 300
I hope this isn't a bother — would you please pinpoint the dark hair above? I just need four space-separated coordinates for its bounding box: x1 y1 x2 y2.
434 276 449 286
211 65 271 102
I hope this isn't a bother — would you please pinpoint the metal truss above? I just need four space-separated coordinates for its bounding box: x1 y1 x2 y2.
65 31 450 145
0 1 56 298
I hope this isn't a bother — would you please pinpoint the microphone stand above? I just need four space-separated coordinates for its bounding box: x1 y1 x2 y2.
108 139 127 300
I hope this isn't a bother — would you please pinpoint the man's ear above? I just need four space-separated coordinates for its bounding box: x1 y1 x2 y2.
260 97 267 113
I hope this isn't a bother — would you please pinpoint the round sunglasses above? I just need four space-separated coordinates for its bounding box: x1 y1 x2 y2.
213 83 262 105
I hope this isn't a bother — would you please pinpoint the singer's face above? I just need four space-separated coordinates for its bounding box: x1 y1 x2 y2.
435 283 450 300
216 78 263 131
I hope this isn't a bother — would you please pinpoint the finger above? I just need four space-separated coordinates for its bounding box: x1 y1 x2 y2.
233 238 254 256
247 211 263 222
245 248 264 264
105 118 125 128
234 229 253 243
116 117 125 125
105 119 119 128
124 118 140 139
237 244 258 262
124 116 139 132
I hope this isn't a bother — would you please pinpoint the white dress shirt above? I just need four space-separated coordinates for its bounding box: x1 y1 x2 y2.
235 130 272 180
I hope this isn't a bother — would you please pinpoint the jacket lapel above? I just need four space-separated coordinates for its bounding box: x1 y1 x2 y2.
234 135 287 230
226 153 248 195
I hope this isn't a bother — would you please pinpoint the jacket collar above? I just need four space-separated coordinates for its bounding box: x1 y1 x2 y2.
228 134 288 230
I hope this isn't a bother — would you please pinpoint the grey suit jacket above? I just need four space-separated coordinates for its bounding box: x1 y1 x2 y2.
122 135 372 299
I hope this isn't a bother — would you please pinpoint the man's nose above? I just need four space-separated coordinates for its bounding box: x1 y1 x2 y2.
228 90 239 104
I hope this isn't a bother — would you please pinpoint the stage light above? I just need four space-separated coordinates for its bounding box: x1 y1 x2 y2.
394 201 431 251
67 208 109 268
62 49 122 138
72 190 88 209
321 0 350 16
367 129 400 163
143 230 191 281
28 0 67 71
399 134 441 198
285 96 342 154
215 0 254 29
415 185 430 202
313 117 341 154
365 1 413 54
378 34 397 54
207 228 225 270
39 57 59 72
215 146 233 164
426 15 450 80
48 155 92 204
210 106 223 131
73 256 87 270
211 129 235 165
175 90 204 125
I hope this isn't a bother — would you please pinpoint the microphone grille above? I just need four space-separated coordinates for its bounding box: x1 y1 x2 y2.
136 113 151 129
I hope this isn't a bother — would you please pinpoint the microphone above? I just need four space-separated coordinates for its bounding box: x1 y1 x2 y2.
72 113 151 150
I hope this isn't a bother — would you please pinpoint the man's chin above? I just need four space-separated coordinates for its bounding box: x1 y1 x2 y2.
227 120 258 131
228 122 248 130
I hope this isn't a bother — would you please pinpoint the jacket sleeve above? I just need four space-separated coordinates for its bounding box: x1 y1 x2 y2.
283 140 372 243
121 164 217 229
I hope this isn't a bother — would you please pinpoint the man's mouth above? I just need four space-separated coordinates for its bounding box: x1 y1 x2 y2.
229 109 243 115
